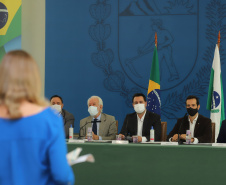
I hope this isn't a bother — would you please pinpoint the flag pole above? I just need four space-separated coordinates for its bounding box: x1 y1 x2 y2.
155 32 157 48
147 32 161 116
217 31 220 49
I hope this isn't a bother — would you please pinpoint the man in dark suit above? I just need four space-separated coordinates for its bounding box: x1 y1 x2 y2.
217 120 226 143
119 93 161 142
167 95 212 143
50 95 75 139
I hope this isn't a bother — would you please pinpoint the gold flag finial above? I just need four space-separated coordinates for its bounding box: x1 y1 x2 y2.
155 32 157 48
217 31 220 49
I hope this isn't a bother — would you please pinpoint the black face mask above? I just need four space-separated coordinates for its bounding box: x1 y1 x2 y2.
187 107 198 116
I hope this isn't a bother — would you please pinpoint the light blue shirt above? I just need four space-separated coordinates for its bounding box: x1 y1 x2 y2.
92 114 102 140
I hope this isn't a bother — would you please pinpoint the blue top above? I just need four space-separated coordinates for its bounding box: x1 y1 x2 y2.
0 107 74 185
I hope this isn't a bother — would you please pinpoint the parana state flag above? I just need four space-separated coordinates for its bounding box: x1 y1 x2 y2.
0 0 21 61
207 44 225 141
147 46 161 115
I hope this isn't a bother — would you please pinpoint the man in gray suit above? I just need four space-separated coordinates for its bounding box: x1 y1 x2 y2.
50 95 75 139
80 96 117 140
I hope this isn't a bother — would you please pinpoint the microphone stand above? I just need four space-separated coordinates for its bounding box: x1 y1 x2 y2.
124 118 132 142
77 120 101 139
178 113 187 145
124 118 128 138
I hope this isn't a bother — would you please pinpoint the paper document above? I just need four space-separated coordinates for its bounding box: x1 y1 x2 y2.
212 143 226 147
68 139 85 143
67 147 95 166
161 142 178 146
112 140 129 144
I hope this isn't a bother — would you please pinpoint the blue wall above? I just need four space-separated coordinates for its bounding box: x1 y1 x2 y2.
45 0 226 134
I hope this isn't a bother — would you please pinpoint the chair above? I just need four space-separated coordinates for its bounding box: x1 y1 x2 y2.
161 122 167 141
115 120 118 133
211 122 215 143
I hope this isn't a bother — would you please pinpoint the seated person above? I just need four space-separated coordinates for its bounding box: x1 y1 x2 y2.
50 95 75 139
217 120 226 143
119 93 161 142
167 95 212 143
80 96 117 140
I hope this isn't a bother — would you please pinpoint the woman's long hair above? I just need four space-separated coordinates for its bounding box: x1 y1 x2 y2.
0 50 48 119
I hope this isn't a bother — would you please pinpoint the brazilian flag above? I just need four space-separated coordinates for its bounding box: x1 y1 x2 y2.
147 46 161 115
0 0 21 62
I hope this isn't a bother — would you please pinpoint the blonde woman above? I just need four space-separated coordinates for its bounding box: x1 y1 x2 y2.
0 50 74 185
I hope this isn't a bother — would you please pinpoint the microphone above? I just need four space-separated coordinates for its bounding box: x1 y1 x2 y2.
125 136 133 142
78 120 101 139
124 118 129 137
78 121 91 139
178 113 187 144
93 120 101 123
124 118 133 142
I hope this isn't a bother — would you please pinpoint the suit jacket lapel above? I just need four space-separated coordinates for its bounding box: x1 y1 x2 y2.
86 116 93 128
61 109 66 125
142 111 149 135
194 115 201 135
131 113 138 135
182 118 189 133
99 114 106 135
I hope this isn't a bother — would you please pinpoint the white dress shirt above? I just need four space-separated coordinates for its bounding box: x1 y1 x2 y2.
188 114 199 144
137 111 147 142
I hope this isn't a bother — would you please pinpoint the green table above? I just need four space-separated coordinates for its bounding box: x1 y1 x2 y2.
67 143 226 185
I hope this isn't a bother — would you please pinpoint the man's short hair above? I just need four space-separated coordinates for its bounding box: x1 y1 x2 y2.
87 96 103 112
132 93 146 102
186 95 199 106
50 95 63 103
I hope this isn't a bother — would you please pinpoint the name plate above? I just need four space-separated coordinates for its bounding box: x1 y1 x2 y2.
112 140 129 144
68 139 85 143
212 143 226 147
161 142 178 146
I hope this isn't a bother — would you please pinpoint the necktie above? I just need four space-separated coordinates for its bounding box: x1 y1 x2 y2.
92 119 98 135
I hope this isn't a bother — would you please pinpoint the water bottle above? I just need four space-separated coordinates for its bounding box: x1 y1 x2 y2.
150 126 155 142
186 130 191 144
69 124 73 140
87 127 93 141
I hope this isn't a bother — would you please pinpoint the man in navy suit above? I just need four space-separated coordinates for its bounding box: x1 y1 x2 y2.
119 93 161 142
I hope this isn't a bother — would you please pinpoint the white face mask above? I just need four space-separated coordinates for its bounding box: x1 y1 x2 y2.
88 106 99 117
134 104 145 114
51 104 62 113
